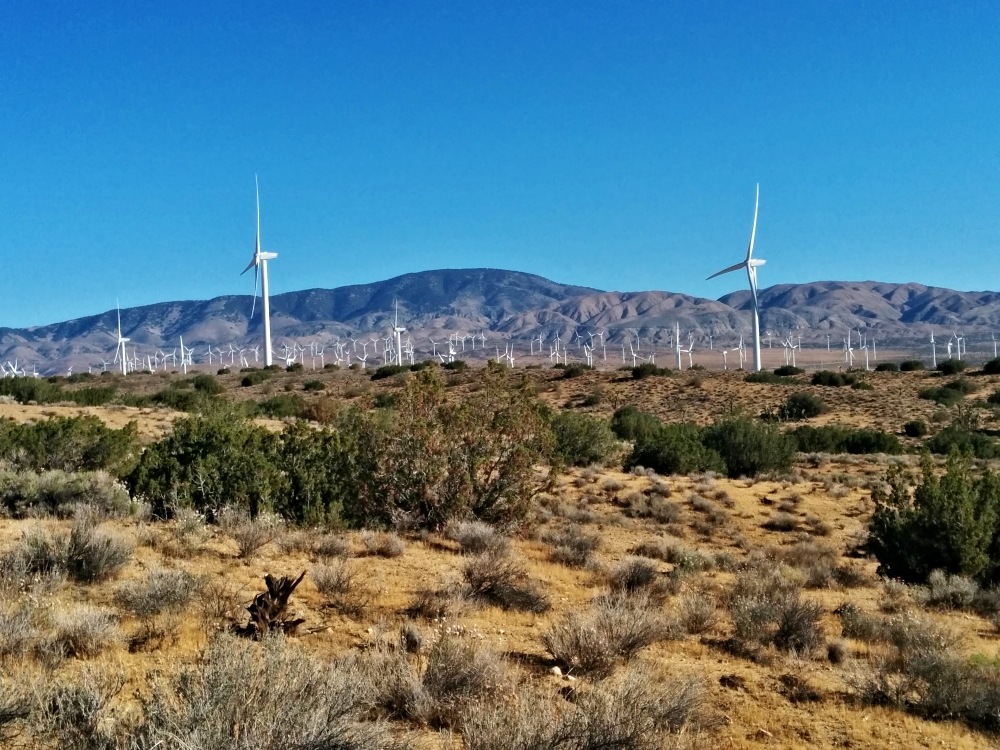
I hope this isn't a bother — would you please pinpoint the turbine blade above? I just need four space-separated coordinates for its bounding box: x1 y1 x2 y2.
249 264 259 319
241 256 257 275
746 183 759 261
706 260 747 280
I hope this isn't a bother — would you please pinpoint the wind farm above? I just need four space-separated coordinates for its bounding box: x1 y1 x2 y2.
5 4 1000 750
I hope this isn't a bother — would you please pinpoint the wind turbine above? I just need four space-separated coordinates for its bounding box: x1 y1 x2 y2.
707 184 765 371
930 331 937 369
241 175 278 367
111 303 129 376
392 300 406 367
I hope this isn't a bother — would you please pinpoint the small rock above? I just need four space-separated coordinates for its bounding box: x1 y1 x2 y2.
549 666 563 677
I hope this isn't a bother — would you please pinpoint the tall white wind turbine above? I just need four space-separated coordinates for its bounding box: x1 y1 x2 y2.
707 184 765 371
241 175 278 367
112 303 129 376
392 300 406 367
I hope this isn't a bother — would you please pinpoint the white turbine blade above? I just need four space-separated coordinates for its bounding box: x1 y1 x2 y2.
249 263 259 319
745 183 759 261
707 260 747 280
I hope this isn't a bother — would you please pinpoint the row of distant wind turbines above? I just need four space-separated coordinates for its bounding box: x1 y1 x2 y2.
66 181 992 379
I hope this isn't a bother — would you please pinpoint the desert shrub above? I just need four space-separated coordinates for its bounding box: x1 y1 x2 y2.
0 603 36 660
0 416 139 475
790 425 900 455
852 380 874 391
551 411 618 467
702 414 795 478
115 569 199 620
443 520 509 555
624 422 725 476
842 429 902 455
228 511 283 558
302 380 325 392
418 635 510 727
462 550 549 612
811 370 858 387
899 359 926 371
64 521 133 583
904 420 928 438
610 406 663 444
371 364 409 381
937 358 968 375
923 569 979 610
340 366 553 530
607 556 666 600
44 606 121 659
726 566 824 655
676 592 719 634
542 592 667 678
545 524 600 567
763 511 798 532
560 363 591 379
360 531 406 558
983 357 1000 375
631 537 714 572
927 424 1000 459
868 451 1000 584
124 633 408 749
875 362 899 372
258 393 307 419
778 392 827 420
988 389 1000 405
631 363 672 380
0 469 131 518
190 374 224 394
775 365 804 376
241 370 271 387
441 359 467 371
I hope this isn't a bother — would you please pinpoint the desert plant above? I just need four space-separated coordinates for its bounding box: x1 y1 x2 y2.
462 550 549 612
609 406 662 444
545 524 600 567
115 568 199 620
778 392 827 420
43 606 121 660
360 530 406 558
624 422 725 476
899 360 926 371
904 419 928 438
875 362 899 372
63 520 133 583
443 520 509 555
702 414 795 478
937 358 968 375
551 411 618 467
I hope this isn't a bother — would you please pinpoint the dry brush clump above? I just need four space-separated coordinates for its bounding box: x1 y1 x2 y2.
459 662 711 750
725 566 825 657
443 519 510 555
544 523 600 567
360 530 407 558
542 591 670 678
313 559 377 618
462 550 549 613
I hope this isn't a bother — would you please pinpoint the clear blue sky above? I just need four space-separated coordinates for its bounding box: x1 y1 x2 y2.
2 1 998 328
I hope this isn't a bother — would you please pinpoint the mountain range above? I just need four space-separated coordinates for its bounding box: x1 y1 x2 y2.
2 269 999 373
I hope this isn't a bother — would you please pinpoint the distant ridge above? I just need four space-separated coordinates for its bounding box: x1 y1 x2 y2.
2 269 999 373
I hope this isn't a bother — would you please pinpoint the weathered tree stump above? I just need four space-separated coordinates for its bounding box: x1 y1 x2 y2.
234 571 306 638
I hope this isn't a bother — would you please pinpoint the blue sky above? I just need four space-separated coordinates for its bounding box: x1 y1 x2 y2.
2 2 998 327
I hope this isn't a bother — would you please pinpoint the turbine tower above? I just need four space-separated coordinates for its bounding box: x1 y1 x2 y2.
241 175 278 367
112 303 129 376
392 300 406 367
707 184 765 371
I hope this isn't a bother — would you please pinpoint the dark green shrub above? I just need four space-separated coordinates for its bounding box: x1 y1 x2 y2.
899 360 926 372
841 429 901 455
790 425 900 455
191 374 224 395
875 362 899 372
904 420 928 438
918 386 964 407
702 415 795 478
774 365 804 376
852 380 874 391
442 360 468 371
561 364 591 379
927 426 1000 459
945 377 978 395
241 370 271 387
149 388 210 413
868 452 1000 584
552 412 618 467
937 359 968 375
371 364 409 381
286 362 304 373
624 423 724 476
0 416 139 475
984 358 1000 375
631 363 671 380
811 370 858 387
610 406 662 444
66 387 118 406
217 367 230 375
259 394 307 419
778 392 827 420
302 380 325 392
373 392 397 409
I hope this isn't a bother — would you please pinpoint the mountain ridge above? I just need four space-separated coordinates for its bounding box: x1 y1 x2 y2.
2 269 998 372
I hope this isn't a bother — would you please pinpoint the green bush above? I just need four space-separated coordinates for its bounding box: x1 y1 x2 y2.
789 425 900 455
918 386 965 407
702 415 795 478
937 359 968 375
744 372 793 384
774 365 804 376
868 451 1000 584
624 423 724 476
984 358 1000 375
551 412 618 467
778 392 827 420
988 389 1000 405
258 394 307 419
241 370 271 387
811 370 858 387
191 374 224 395
631 363 671 380
904 420 928 438
286 362 304 373
302 380 325 392
609 406 662 444
0 416 139 475
927 426 1000 459
900 360 926 371
370 364 409 381
875 362 899 372
441 359 467 371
